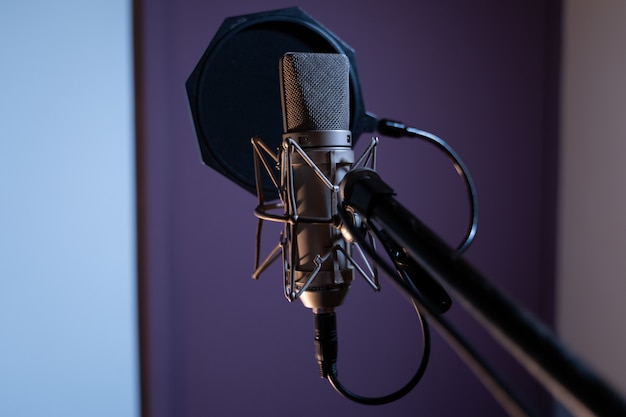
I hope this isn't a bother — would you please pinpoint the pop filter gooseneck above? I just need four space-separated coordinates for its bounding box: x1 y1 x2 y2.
186 7 376 201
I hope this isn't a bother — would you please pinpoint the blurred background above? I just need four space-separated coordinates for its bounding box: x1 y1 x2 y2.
1 0 624 416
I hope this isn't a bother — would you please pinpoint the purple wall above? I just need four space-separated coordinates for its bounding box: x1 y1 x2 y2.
135 1 561 416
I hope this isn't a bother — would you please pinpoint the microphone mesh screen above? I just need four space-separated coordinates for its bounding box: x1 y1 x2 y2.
281 53 350 132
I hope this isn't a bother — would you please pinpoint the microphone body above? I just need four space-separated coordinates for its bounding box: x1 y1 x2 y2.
287 137 354 311
279 52 355 313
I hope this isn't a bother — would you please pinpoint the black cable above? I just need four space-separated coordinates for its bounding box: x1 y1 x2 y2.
323 125 534 414
377 119 478 254
326 297 430 406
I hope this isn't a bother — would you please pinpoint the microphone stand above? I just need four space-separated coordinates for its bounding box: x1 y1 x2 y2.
339 167 626 417
367 225 538 417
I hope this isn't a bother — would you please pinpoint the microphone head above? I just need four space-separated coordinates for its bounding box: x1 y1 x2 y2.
280 53 350 133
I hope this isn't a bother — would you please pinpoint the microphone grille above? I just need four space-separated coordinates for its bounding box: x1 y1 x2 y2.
280 53 350 133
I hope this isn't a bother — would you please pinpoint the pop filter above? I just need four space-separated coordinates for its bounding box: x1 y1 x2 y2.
186 7 376 200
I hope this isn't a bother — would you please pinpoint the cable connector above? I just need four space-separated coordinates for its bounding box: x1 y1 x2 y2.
313 312 338 378
377 118 410 138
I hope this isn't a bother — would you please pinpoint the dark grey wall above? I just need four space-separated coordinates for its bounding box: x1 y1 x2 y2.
135 1 560 416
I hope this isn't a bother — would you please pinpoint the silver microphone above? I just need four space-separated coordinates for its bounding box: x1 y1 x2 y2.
251 52 379 378
279 52 354 313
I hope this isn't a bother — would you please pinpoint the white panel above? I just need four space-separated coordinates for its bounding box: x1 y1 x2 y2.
0 1 138 416
558 0 626 398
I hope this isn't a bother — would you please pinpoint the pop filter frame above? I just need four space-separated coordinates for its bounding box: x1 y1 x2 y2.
186 7 376 200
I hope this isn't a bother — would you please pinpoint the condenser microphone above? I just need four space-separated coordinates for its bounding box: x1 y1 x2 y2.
279 52 357 378
251 52 379 382
279 52 354 315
